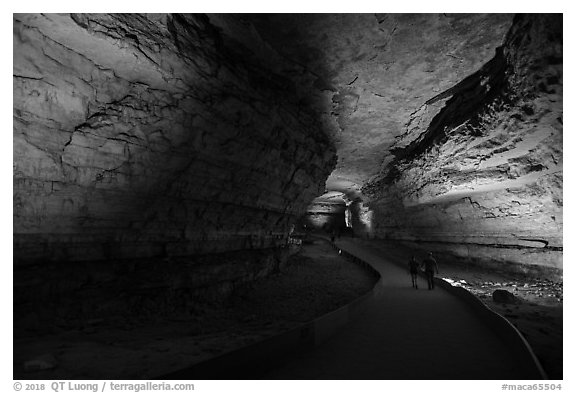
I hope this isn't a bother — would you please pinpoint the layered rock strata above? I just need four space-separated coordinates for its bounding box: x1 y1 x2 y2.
13 13 339 332
15 248 290 336
13 12 563 329
245 13 513 185
14 14 336 264
362 14 562 277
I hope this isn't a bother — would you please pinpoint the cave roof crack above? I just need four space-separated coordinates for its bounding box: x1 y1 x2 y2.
13 74 55 87
16 18 195 94
81 17 163 68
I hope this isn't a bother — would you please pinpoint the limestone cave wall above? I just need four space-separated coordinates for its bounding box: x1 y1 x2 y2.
362 14 562 277
13 13 336 265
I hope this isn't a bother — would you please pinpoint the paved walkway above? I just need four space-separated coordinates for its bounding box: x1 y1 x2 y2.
264 238 543 379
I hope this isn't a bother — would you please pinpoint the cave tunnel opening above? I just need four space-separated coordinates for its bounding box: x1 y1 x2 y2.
298 186 375 240
12 13 562 380
299 191 347 234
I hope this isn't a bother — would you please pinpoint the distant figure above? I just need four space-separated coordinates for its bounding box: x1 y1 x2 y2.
408 256 419 289
422 252 439 290
330 230 336 243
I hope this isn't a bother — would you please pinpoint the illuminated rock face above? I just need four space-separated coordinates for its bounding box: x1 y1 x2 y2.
13 14 336 264
362 15 563 276
244 13 514 188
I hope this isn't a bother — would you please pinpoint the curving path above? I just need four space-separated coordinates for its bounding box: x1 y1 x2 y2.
264 237 544 379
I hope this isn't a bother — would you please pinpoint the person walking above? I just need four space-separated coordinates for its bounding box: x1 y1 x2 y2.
408 256 419 289
422 252 439 290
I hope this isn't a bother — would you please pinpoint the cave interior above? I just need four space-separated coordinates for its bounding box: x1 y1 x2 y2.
13 13 563 379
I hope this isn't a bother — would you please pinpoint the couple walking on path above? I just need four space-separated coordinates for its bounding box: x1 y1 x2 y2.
408 252 439 290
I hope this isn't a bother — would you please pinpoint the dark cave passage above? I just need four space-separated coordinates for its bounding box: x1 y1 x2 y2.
13 13 562 381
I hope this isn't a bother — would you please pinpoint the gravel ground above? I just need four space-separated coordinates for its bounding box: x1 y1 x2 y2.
437 261 563 380
14 240 378 379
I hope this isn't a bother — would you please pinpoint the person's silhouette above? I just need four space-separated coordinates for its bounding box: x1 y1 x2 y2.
422 252 439 290
408 256 419 289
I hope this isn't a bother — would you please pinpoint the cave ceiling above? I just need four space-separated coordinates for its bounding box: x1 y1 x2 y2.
242 13 514 200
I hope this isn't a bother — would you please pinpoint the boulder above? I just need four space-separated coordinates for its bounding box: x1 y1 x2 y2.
492 289 518 304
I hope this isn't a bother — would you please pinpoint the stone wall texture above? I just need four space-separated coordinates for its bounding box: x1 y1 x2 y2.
14 247 290 335
14 13 563 286
362 14 562 277
13 14 337 265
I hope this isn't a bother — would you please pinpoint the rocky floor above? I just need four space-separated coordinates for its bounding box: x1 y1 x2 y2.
14 239 561 380
438 262 563 380
14 240 377 379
